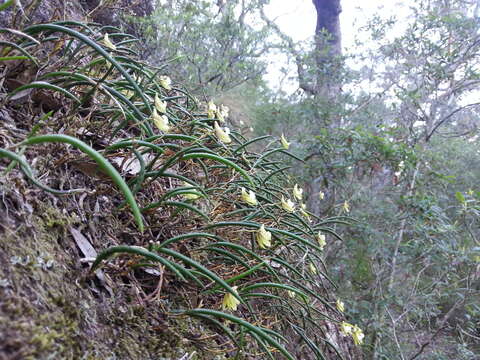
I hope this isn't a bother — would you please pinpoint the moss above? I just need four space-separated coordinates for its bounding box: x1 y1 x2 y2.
0 189 228 359
37 202 79 228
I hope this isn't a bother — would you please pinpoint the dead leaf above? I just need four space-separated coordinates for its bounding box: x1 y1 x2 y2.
69 160 112 181
69 227 112 295
111 153 156 176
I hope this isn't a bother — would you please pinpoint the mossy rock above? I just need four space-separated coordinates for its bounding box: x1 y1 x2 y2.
0 181 224 359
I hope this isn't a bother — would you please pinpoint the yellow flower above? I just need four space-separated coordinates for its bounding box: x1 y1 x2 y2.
317 232 326 250
308 262 317 274
207 101 217 119
154 93 167 113
340 321 353 336
287 290 296 298
336 299 345 313
222 286 240 311
216 104 229 122
300 203 310 220
319 191 325 200
183 182 200 201
214 122 232 144
220 104 229 116
240 187 257 206
102 33 116 51
256 224 272 249
293 184 303 201
352 325 364 345
183 192 200 201
152 109 170 132
280 134 290 150
159 75 172 90
121 89 134 99
343 200 350 213
216 110 224 122
281 196 295 213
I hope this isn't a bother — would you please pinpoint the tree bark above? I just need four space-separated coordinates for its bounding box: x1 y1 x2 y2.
306 0 343 215
312 0 342 97
313 0 342 49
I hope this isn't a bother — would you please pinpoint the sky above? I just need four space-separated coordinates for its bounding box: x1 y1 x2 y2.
263 0 406 92
265 0 405 48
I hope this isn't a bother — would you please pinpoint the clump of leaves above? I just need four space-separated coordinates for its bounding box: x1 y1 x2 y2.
0 18 354 359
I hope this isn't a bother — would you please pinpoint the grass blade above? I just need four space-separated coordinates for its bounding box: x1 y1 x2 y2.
18 134 144 232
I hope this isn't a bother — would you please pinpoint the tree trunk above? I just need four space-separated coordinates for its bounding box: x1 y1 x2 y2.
307 0 343 215
312 0 342 97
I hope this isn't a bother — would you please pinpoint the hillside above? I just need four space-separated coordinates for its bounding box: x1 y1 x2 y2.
0 2 361 359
